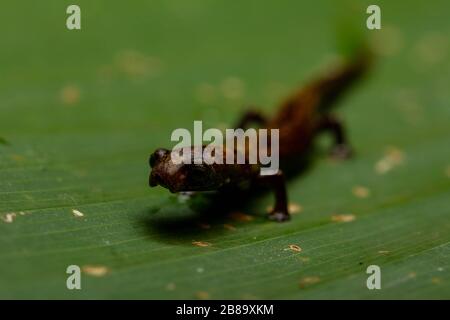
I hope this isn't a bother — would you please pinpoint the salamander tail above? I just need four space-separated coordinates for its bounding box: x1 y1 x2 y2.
314 48 373 111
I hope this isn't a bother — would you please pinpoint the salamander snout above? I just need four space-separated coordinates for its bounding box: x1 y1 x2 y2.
149 148 170 168
149 148 171 189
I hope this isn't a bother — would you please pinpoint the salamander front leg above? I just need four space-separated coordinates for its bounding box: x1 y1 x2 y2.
258 171 290 222
236 109 268 129
318 115 353 160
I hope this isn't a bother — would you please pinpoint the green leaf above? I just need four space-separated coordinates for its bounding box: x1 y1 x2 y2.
1 1 449 299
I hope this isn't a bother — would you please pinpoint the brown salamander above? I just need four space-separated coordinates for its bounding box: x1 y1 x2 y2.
149 52 371 221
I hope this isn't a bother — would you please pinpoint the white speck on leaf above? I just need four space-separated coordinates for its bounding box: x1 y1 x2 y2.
196 267 204 273
72 209 84 218
1 213 17 223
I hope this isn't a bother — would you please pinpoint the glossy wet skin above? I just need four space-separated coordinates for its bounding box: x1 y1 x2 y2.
149 148 224 193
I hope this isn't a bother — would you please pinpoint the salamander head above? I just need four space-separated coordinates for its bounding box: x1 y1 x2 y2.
149 147 223 192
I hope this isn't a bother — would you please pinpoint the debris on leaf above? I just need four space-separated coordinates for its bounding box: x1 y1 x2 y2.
299 276 320 288
331 214 355 223
192 241 211 247
1 211 28 223
115 50 163 78
431 277 442 285
72 209 84 218
60 84 80 105
286 244 302 252
1 212 17 223
82 265 110 277
352 186 370 198
375 146 405 174
195 291 210 300
288 203 303 214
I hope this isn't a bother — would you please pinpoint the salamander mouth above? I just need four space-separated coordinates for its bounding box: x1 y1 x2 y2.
149 172 158 187
149 172 167 189
149 171 179 193
149 167 221 193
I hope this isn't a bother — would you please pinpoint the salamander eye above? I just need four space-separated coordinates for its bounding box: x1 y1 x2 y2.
149 148 169 167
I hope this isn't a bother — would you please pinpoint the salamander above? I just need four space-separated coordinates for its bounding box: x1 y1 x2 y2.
149 52 371 222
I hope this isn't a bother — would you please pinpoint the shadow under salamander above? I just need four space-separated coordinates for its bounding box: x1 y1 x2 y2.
141 189 259 243
141 149 319 243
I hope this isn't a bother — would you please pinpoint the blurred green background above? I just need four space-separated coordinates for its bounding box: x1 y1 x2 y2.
0 0 449 299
